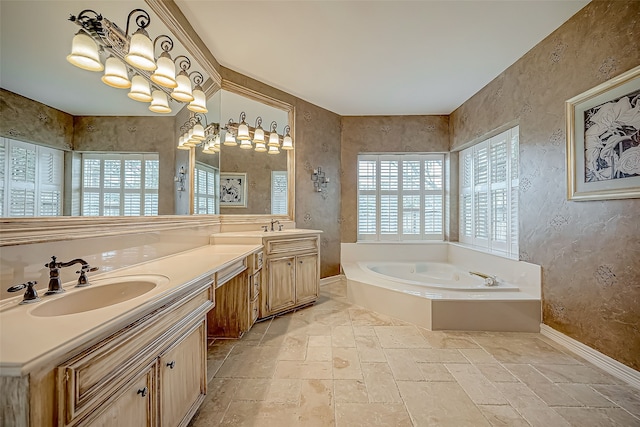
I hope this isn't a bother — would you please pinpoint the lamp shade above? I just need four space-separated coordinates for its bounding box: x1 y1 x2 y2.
237 122 250 141
213 133 221 149
191 123 205 140
101 56 131 88
177 135 190 150
254 141 267 152
127 75 153 102
151 52 177 88
67 30 103 72
268 132 280 147
184 128 197 146
267 145 280 155
188 86 208 113
282 133 294 150
224 131 237 146
253 126 265 144
239 139 253 150
149 90 171 113
125 28 156 71
171 71 194 102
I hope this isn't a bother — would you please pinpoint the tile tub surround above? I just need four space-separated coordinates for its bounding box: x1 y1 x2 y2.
189 281 640 427
341 243 541 332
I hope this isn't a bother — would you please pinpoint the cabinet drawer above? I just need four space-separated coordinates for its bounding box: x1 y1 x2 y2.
266 237 318 255
58 288 210 425
251 296 259 324
250 271 261 300
254 251 264 271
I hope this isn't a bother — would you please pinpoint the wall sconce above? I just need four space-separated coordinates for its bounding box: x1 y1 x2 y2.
311 167 329 192
175 165 186 191
177 113 219 153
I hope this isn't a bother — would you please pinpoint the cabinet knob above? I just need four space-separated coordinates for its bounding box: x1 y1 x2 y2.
287 262 291 266
137 387 148 397
299 260 303 264
167 360 176 369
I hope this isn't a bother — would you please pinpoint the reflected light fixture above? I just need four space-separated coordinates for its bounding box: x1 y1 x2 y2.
67 8 207 114
222 113 292 154
177 113 220 154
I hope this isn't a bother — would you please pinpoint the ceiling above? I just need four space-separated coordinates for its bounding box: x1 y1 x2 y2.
176 0 589 115
0 1 589 117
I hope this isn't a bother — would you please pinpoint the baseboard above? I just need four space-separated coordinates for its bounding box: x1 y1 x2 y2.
540 324 640 390
320 274 345 286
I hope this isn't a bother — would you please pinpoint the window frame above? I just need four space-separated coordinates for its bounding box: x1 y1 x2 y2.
80 152 159 216
357 153 445 242
271 170 288 215
194 161 220 215
459 126 519 259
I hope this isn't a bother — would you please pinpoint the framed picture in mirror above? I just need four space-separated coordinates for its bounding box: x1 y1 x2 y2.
220 173 248 207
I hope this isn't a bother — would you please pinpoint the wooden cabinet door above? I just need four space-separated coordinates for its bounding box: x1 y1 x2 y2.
158 321 206 427
87 362 156 427
265 256 296 315
295 254 319 305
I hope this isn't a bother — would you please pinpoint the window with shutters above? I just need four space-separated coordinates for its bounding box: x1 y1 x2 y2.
459 126 519 258
81 153 159 216
357 154 444 241
271 171 288 215
194 161 219 214
0 138 64 217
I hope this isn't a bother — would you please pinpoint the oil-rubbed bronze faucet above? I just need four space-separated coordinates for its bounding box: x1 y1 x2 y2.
44 256 99 295
270 219 280 231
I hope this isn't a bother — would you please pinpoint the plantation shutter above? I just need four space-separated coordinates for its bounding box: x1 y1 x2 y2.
194 162 219 214
271 171 288 215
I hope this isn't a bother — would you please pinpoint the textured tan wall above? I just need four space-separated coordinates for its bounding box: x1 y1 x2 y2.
219 145 287 215
450 1 640 369
0 89 73 150
220 67 343 277
73 116 177 215
340 115 450 243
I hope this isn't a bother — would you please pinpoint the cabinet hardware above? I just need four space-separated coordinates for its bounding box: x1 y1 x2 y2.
167 361 176 369
137 387 148 397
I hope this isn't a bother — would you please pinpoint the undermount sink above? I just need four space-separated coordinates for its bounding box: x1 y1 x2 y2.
30 275 168 317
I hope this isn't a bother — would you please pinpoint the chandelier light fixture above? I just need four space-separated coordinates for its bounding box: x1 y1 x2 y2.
223 112 293 154
178 114 219 154
67 8 208 114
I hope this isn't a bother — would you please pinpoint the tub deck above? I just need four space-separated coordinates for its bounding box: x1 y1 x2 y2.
342 262 541 332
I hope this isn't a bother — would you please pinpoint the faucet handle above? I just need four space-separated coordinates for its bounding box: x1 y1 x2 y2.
261 225 268 232
75 265 98 287
7 281 40 304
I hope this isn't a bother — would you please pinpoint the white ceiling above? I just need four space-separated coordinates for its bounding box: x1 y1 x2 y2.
176 0 589 116
0 1 589 117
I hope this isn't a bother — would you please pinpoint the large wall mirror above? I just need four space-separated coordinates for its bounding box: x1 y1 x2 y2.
0 0 219 218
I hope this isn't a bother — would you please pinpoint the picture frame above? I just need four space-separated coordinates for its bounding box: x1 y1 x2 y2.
566 65 640 201
220 173 247 207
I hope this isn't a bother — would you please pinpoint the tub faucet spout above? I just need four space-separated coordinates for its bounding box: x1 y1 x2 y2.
469 271 497 286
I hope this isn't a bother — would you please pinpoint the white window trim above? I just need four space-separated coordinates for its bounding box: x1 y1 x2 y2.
459 126 519 259
81 152 159 216
271 170 288 215
194 161 219 215
1 138 64 217
357 153 445 242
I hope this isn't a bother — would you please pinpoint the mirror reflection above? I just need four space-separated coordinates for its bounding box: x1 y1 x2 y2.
216 89 289 215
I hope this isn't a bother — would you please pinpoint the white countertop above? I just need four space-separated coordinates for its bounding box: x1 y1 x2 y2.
210 228 323 245
0 243 261 376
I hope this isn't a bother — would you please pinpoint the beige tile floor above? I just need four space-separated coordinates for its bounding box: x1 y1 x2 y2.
189 281 640 427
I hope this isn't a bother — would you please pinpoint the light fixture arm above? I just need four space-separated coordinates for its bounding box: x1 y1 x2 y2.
124 8 151 36
270 121 279 133
255 117 263 128
239 112 246 123
189 71 204 86
153 34 174 54
174 55 191 72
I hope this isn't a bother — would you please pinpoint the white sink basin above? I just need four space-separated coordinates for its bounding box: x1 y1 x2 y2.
30 275 168 317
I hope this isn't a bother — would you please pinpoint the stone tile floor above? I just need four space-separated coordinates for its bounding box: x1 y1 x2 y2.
189 281 640 426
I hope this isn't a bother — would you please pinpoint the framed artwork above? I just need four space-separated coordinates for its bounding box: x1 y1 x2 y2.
220 173 247 207
566 65 640 201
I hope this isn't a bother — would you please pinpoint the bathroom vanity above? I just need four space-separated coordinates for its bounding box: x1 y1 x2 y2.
210 229 322 321
0 244 261 427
